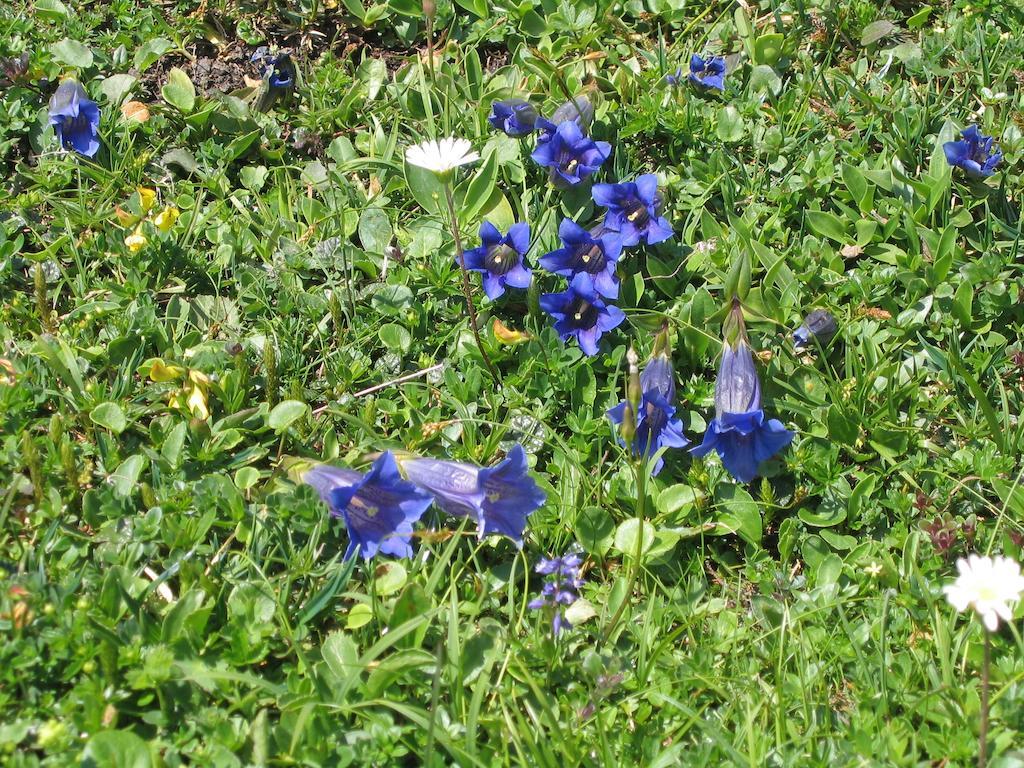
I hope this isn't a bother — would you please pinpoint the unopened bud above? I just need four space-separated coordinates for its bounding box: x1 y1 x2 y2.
422 0 435 18
626 347 642 412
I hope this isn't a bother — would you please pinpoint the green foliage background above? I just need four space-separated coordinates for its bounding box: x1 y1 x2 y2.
2 0 1024 764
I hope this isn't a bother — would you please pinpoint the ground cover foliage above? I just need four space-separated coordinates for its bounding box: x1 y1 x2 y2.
3 0 1024 764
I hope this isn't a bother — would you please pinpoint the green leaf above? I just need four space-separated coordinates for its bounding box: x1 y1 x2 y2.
798 496 847 528
577 506 615 555
748 65 782 95
82 730 153 768
162 148 199 174
162 67 196 113
346 602 373 629
714 485 761 546
234 467 261 490
458 148 499 223
358 207 393 254
378 323 412 353
268 400 309 432
161 422 187 468
90 402 127 434
110 455 146 499
134 37 175 72
860 19 898 46
404 159 445 214
806 210 849 243
322 631 360 681
51 38 93 69
373 562 408 596
453 0 488 17
907 5 933 29
656 484 703 517
613 518 656 562
35 0 70 21
716 106 745 143
753 33 784 66
98 74 137 106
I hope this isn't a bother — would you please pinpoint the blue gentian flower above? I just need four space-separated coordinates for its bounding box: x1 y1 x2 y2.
48 79 100 157
397 445 546 544
304 452 433 560
607 352 689 475
267 53 295 89
688 54 726 92
793 309 838 349
592 174 673 247
528 553 585 635
665 68 684 86
539 219 623 299
530 120 611 187
539 273 625 356
463 221 533 299
944 125 1003 178
488 99 539 137
691 339 793 483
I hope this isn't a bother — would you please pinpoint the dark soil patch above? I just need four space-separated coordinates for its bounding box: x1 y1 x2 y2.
137 40 259 101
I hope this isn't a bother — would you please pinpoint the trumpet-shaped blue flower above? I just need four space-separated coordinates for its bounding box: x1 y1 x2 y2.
607 353 689 475
592 174 673 248
397 445 546 544
304 452 433 560
48 79 100 157
793 309 838 349
488 99 539 136
944 125 1003 178
539 219 623 299
688 54 726 92
691 340 793 483
665 68 684 86
530 120 610 187
463 221 533 299
539 273 625 356
528 553 585 635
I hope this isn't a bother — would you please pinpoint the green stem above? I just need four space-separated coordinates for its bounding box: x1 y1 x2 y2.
980 630 990 768
601 457 646 644
442 182 500 386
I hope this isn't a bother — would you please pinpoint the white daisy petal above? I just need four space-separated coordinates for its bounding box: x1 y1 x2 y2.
405 137 479 175
944 552 1024 631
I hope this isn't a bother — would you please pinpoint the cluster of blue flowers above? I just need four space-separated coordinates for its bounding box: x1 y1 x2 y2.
474 95 676 356
303 445 546 560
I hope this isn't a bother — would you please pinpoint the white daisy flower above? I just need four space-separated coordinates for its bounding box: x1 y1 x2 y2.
405 137 479 176
943 554 1024 631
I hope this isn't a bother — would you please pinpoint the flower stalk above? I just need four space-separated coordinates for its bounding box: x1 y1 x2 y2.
442 182 500 386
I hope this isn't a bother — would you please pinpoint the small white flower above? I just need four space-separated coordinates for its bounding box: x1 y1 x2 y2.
943 554 1024 632
405 137 479 175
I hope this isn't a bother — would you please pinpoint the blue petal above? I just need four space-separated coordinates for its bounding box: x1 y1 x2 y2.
400 456 483 521
507 222 531 254
944 140 969 167
645 216 674 245
478 220 502 245
482 273 505 299
478 445 546 543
